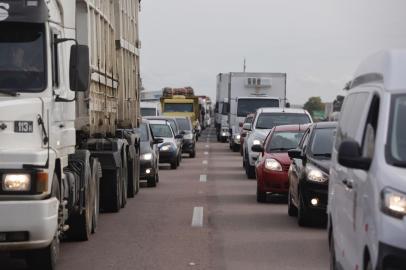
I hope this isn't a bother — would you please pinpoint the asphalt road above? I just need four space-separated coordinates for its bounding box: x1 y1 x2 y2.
2 127 329 270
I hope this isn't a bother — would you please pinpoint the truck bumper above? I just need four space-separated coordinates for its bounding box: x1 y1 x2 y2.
0 198 58 251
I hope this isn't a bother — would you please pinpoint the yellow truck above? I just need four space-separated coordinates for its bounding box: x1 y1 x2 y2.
160 87 201 133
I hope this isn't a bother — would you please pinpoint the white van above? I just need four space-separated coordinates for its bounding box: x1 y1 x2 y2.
328 50 406 270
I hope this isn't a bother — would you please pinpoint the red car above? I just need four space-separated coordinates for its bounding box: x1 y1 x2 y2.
252 124 309 203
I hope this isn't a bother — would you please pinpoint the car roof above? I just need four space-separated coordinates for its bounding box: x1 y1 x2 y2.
273 124 311 132
314 121 338 129
350 50 406 92
257 107 309 114
145 116 178 123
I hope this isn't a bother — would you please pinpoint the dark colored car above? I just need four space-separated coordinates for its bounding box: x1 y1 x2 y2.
137 120 162 187
175 116 196 158
145 116 183 159
287 122 337 226
149 120 183 169
252 124 309 203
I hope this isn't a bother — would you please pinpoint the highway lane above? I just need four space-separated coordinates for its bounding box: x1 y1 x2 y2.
2 127 329 270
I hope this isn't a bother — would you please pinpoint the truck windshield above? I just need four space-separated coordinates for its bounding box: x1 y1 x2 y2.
150 124 174 138
237 99 280 117
388 94 406 167
310 128 336 159
0 22 46 92
141 108 157 116
255 113 311 129
164 103 193 113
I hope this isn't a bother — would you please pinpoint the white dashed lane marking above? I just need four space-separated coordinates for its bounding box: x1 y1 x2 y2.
191 207 204 227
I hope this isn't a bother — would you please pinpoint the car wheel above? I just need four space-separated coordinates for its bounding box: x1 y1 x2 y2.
329 232 337 270
171 159 177 169
246 164 256 179
189 150 196 158
364 259 372 270
288 190 298 217
257 187 267 203
298 192 311 227
147 174 157 187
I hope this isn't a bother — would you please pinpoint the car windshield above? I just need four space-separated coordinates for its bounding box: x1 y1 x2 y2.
237 99 279 117
164 103 193 112
267 131 305 152
176 118 192 131
0 22 46 92
150 124 173 138
388 95 406 166
310 128 336 158
138 124 149 141
255 113 311 129
141 108 157 116
245 116 254 124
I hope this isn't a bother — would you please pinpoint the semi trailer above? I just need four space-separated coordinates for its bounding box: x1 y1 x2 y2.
0 0 141 269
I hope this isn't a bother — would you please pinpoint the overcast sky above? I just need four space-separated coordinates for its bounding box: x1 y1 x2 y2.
140 0 406 104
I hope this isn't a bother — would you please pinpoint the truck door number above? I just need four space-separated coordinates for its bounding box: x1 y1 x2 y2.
14 121 33 133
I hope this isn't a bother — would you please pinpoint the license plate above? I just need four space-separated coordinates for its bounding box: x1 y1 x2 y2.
0 233 6 242
14 121 33 133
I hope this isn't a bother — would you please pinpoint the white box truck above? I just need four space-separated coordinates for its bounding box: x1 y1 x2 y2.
0 0 141 269
215 73 231 142
225 72 287 151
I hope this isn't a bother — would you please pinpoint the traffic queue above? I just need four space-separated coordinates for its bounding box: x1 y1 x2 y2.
215 50 406 270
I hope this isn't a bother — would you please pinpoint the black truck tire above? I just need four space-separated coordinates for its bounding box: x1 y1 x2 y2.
103 169 121 213
91 159 101 234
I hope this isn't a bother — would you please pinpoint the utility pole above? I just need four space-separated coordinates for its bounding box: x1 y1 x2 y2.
243 58 246 72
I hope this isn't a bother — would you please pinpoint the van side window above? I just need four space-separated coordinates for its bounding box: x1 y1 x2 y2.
335 92 370 149
362 95 380 158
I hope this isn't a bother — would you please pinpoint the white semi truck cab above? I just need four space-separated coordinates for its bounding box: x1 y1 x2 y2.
0 1 141 269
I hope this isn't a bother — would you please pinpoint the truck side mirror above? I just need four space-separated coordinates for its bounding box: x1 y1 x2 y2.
70 45 90 92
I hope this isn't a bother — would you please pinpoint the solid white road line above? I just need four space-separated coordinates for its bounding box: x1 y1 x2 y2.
199 174 207 182
191 207 204 227
202 160 208 165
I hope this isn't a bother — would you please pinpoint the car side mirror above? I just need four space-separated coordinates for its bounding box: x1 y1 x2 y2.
154 138 164 144
251 144 264 153
243 123 252 131
175 134 184 139
338 140 371 170
288 148 303 159
70 45 90 92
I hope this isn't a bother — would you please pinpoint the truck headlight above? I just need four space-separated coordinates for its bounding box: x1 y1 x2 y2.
265 159 282 171
381 187 406 219
306 165 328 183
2 174 31 191
141 153 153 161
161 145 170 151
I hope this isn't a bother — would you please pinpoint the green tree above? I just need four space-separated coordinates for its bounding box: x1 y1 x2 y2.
303 97 325 118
